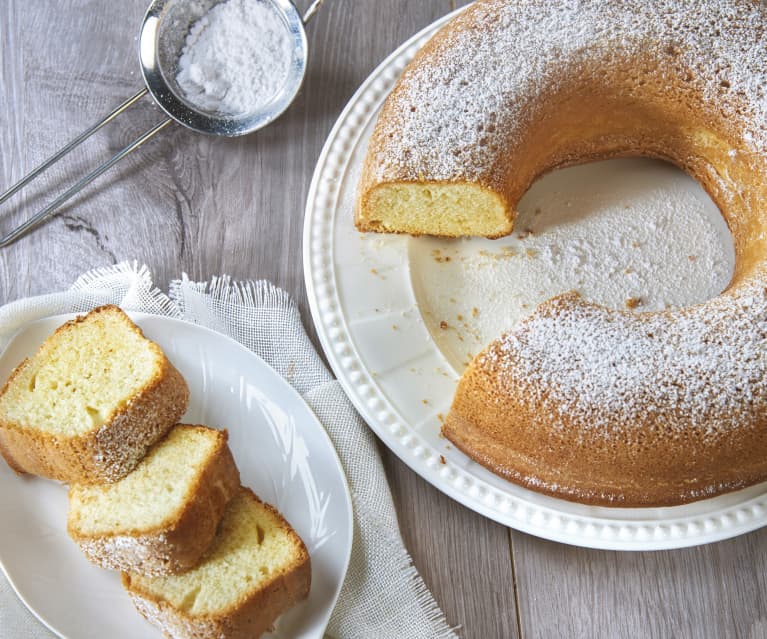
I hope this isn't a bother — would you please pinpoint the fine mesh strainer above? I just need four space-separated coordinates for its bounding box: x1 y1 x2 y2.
0 0 326 247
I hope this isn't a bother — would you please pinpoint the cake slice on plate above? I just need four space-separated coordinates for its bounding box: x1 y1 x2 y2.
123 487 311 639
0 305 189 484
68 424 240 576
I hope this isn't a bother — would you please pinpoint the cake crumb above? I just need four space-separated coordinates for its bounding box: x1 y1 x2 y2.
625 297 642 309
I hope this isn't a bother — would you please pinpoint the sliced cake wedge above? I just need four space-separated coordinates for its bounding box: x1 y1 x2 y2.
122 487 311 639
0 305 189 483
68 424 240 576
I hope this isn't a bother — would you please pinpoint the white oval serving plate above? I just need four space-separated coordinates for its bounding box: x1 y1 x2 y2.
302 8 767 550
0 312 353 639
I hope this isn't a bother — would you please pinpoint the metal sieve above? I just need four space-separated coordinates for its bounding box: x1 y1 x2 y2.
0 0 326 247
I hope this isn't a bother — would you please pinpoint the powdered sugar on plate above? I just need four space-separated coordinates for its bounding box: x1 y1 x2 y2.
176 0 292 115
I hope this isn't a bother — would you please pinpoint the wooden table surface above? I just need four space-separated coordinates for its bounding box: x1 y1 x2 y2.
2 1 766 638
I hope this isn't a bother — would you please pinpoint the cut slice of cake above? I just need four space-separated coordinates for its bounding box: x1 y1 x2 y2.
122 487 311 639
0 305 189 484
68 424 240 576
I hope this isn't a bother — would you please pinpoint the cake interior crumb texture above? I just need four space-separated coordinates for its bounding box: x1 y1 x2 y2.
0 310 162 436
364 183 511 237
126 489 306 616
69 426 219 535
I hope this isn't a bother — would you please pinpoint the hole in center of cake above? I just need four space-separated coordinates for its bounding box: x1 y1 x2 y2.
409 157 735 373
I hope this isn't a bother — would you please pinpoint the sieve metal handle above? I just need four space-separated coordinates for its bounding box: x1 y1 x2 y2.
0 89 171 248
302 0 327 24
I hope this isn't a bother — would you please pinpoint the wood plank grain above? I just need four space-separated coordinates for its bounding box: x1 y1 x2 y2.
512 529 767 639
384 449 519 639
0 0 177 296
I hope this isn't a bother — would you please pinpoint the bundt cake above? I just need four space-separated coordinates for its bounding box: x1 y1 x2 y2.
357 0 767 505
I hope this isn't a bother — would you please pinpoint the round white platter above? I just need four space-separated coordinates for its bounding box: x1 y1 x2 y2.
0 313 353 639
302 8 767 550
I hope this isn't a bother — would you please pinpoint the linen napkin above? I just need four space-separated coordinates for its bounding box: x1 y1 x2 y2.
0 262 458 639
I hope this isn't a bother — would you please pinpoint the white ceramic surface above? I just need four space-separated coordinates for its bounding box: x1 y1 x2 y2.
302 9 767 550
0 313 353 639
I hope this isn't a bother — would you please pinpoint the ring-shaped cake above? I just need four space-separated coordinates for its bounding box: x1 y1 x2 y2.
356 0 767 506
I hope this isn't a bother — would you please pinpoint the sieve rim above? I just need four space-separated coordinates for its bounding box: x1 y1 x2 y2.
138 0 308 137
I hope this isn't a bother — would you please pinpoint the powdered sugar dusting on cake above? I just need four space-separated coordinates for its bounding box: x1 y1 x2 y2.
370 0 767 183
482 278 767 434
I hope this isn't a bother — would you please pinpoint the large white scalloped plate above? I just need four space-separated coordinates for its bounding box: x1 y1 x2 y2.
302 8 767 550
0 313 352 639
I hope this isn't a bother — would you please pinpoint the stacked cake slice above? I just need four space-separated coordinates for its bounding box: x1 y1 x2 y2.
0 304 189 483
67 424 241 576
123 488 311 639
